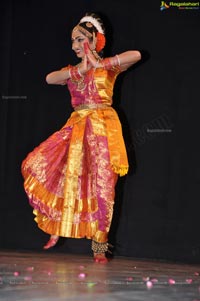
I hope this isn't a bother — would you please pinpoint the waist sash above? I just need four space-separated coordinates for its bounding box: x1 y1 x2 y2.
74 103 111 111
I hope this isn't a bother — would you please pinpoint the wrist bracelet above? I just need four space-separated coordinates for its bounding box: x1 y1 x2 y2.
68 68 72 78
115 54 121 66
102 55 120 70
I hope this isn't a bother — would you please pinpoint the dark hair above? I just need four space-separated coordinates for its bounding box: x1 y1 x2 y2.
78 12 105 41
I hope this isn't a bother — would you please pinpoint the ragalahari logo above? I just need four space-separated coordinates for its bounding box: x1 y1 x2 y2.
160 1 200 10
160 1 170 10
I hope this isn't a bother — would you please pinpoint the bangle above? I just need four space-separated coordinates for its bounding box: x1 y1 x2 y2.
112 55 120 67
68 68 72 78
102 55 120 70
115 54 120 66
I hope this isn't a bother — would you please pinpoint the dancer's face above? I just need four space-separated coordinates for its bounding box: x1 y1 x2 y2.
71 29 91 58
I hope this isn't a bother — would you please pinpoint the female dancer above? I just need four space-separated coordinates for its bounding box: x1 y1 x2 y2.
21 12 141 263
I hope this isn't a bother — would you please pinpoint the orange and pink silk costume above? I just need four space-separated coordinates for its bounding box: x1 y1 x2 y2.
21 65 129 244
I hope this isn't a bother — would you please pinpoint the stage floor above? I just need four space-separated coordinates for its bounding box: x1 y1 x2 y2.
0 250 200 301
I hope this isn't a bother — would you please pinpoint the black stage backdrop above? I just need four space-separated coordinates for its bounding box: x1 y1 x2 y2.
0 0 200 262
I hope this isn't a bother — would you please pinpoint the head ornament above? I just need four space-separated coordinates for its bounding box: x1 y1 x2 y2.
79 16 104 34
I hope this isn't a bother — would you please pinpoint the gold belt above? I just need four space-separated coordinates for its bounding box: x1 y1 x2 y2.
74 103 111 111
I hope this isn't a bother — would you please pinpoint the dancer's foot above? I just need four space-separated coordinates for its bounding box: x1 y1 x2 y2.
93 253 108 264
43 235 59 250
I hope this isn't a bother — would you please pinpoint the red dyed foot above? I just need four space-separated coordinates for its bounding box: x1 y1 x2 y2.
93 253 108 264
43 236 59 250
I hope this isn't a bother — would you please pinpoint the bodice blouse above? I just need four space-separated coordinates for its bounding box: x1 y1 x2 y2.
63 65 121 109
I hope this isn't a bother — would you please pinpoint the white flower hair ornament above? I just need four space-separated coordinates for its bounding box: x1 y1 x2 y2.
79 16 104 34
